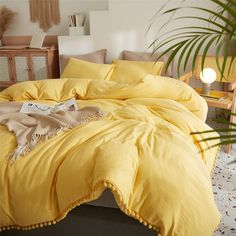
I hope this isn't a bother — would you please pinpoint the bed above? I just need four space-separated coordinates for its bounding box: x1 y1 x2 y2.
0 36 221 235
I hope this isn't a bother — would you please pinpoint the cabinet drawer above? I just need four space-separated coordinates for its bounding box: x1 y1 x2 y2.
14 56 30 81
0 46 59 88
32 55 47 80
0 56 11 82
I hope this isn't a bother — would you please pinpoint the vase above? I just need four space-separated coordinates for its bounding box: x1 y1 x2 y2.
69 26 85 36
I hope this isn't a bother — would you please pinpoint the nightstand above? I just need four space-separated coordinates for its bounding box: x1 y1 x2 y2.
179 70 236 153
194 88 235 110
0 45 60 88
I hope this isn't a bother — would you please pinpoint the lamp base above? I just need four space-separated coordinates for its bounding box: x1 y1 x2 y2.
202 83 211 95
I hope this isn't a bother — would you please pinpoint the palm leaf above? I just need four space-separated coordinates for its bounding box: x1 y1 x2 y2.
191 35 213 72
183 36 203 72
152 39 190 58
164 41 186 74
212 118 236 127
150 34 201 53
199 134 236 142
191 112 236 154
152 26 226 50
215 41 228 80
177 37 201 77
193 6 235 28
150 0 236 77
226 0 236 7
152 24 230 75
201 35 221 72
153 15 232 46
227 43 236 78
210 0 236 20
204 139 236 150
191 128 236 134
150 0 236 157
160 8 234 31
147 0 186 39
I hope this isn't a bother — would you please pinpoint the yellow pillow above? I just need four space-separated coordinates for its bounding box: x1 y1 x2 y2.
110 60 164 83
61 58 114 80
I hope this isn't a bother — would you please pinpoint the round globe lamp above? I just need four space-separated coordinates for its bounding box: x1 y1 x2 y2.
200 68 217 94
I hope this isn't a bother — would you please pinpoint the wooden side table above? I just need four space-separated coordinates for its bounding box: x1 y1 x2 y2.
0 45 60 88
194 88 235 110
179 72 236 153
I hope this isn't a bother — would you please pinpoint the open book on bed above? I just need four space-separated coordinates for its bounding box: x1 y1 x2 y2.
20 98 78 115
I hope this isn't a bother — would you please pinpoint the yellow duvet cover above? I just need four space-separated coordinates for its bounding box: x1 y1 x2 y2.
0 75 220 236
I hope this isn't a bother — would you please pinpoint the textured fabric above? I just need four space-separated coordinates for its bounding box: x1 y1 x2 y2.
60 49 107 73
0 76 220 236
29 0 60 32
61 58 114 80
0 102 104 162
122 50 173 77
110 60 164 83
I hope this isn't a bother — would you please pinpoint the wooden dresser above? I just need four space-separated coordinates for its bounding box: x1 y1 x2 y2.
0 45 59 88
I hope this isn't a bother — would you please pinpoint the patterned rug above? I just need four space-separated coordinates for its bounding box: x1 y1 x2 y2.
212 150 236 236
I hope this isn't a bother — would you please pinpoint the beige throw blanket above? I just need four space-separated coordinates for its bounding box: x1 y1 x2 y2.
0 102 104 162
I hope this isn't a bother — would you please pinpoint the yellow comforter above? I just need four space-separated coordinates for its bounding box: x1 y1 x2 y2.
0 75 220 236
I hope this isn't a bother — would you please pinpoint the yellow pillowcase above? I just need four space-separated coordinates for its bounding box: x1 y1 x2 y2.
110 60 164 83
61 58 114 80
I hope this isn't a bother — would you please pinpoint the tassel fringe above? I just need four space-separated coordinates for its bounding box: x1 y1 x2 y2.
0 180 160 234
8 110 105 163
1 110 160 232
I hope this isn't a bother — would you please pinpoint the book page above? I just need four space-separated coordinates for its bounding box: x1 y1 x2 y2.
29 33 46 49
20 102 52 115
20 98 78 114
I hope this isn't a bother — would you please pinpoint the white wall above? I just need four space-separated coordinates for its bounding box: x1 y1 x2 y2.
1 0 219 75
0 0 218 39
58 0 218 74
0 0 108 36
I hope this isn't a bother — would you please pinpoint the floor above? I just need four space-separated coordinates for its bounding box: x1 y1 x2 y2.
212 150 236 236
0 205 155 236
206 110 236 236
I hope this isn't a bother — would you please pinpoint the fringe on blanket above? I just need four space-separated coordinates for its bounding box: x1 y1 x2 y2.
8 110 104 164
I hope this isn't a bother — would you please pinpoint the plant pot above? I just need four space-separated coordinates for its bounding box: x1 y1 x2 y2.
69 26 85 36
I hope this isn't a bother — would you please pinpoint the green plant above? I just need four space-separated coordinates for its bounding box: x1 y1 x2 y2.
150 0 236 154
192 112 236 151
150 0 236 79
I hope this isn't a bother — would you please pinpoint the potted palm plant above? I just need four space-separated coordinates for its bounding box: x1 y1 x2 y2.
150 0 236 151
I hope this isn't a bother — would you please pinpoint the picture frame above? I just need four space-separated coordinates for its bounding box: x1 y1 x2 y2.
29 33 46 49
